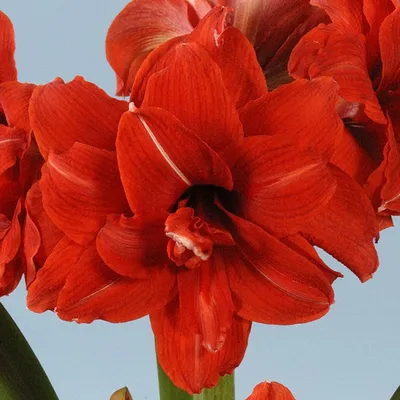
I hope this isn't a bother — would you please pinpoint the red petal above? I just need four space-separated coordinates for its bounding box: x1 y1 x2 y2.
378 7 400 92
239 77 342 159
122 4 220 101
177 258 233 353
188 0 217 17
29 76 127 159
301 165 379 282
0 200 22 296
187 6 233 50
131 35 186 106
187 0 217 22
226 0 270 44
19 139 43 192
151 298 250 394
366 116 400 214
227 0 319 49
23 182 64 286
204 27 268 108
310 0 367 32
96 214 168 279
0 258 22 297
216 316 251 375
378 215 394 230
0 126 28 174
223 214 334 324
246 381 295 400
330 127 376 184
363 0 395 69
0 82 35 132
232 135 336 236
27 237 85 312
57 246 177 323
141 42 243 152
106 0 194 96
0 198 22 296
0 199 21 266
0 11 17 83
261 7 329 90
117 107 233 214
0 168 21 221
289 24 386 124
226 0 328 88
186 7 268 107
0 215 9 241
282 234 343 284
40 143 129 245
386 94 400 142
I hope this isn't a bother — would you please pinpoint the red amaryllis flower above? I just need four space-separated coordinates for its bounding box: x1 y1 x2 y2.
25 76 130 310
288 0 400 227
106 0 328 95
0 11 37 296
27 7 378 394
246 381 295 400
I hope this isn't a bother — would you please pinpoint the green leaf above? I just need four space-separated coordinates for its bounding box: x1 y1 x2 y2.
390 385 400 400
0 304 59 400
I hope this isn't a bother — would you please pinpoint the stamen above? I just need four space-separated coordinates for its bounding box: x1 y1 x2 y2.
166 232 211 261
165 207 233 269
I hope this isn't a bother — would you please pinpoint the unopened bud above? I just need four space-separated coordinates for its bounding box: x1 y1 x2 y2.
110 386 133 400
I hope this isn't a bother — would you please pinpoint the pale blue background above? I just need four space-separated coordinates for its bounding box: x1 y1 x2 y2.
1 2 400 399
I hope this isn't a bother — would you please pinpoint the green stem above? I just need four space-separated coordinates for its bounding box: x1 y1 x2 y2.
390 385 400 400
157 360 234 400
0 303 59 400
193 374 234 400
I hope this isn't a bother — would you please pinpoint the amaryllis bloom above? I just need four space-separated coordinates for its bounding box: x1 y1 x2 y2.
27 7 378 394
246 381 295 400
0 11 37 295
288 0 400 226
106 0 329 95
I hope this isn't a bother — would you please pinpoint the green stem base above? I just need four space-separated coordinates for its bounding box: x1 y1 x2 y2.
157 360 234 400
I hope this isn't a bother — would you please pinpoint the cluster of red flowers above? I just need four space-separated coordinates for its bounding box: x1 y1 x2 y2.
1 0 399 395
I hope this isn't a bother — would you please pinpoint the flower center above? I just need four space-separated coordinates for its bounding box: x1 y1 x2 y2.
165 186 235 268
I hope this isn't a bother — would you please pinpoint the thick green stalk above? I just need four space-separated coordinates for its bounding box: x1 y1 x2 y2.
193 374 234 400
157 360 234 400
390 385 400 400
0 303 59 400
157 361 192 400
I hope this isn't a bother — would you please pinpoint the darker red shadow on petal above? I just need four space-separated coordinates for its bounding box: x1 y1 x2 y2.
151 297 250 394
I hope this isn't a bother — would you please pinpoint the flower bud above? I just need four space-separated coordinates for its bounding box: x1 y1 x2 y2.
110 386 133 400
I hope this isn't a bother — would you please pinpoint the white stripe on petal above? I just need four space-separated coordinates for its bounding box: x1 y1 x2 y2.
48 156 93 188
0 138 22 146
138 114 192 186
262 163 320 191
378 192 400 212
